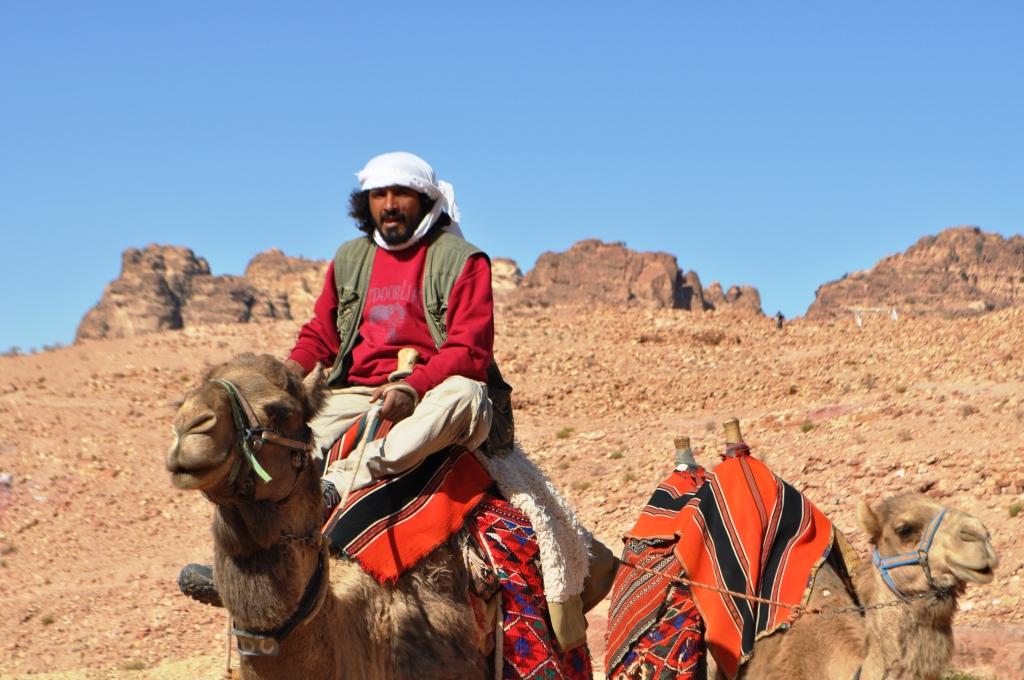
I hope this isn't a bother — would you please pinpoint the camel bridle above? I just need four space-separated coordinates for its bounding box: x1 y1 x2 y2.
210 378 330 659
211 378 315 501
871 508 949 601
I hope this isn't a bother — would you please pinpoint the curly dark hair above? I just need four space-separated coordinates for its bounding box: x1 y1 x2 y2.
347 189 451 236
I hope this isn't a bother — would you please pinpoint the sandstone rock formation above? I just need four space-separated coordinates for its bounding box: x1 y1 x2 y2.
243 249 327 322
491 257 523 292
77 239 765 342
516 239 762 315
807 226 1024 319
704 282 763 317
180 276 260 328
76 245 210 340
76 245 325 342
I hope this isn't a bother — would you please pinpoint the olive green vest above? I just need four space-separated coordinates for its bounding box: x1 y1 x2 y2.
326 230 514 454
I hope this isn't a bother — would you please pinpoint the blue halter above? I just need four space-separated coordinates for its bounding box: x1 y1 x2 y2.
871 508 948 601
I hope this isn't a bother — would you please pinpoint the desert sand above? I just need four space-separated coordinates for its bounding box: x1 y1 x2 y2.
1 303 1022 678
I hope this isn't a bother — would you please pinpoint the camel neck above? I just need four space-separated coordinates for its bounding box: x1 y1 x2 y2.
858 570 957 679
211 469 324 632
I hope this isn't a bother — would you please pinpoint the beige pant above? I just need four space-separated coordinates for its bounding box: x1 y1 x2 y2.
314 376 493 494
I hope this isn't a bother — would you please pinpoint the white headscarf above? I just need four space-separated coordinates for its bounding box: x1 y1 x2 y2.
356 151 464 251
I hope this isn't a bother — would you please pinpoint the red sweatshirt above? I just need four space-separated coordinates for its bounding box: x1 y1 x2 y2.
288 241 493 398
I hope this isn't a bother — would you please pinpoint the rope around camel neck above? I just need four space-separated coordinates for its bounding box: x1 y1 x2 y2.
618 560 945 620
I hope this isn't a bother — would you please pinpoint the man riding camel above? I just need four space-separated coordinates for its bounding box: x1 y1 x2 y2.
181 151 615 649
288 151 507 502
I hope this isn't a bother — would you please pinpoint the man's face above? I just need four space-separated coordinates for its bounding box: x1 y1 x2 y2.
368 185 423 245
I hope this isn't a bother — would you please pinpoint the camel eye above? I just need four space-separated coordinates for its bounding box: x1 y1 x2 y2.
894 522 917 539
262 401 293 427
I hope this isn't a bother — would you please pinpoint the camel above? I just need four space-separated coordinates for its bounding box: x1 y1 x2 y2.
736 492 998 680
608 423 999 680
165 353 577 680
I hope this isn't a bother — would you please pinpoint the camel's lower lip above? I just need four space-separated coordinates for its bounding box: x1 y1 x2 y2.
166 455 228 476
168 457 232 489
170 470 211 490
948 561 995 584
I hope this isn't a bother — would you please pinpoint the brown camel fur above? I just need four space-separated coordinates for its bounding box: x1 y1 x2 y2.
733 493 999 680
165 354 493 680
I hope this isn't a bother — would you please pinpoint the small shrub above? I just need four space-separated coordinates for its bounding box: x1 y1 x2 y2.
692 329 726 346
788 384 798 396
571 480 591 492
121 660 147 671
608 450 624 460
1010 502 1023 518
898 429 913 442
959 404 978 418
862 374 878 391
800 420 815 433
895 384 908 394
704 420 716 433
940 670 984 680
40 614 54 626
621 472 636 483
556 427 574 439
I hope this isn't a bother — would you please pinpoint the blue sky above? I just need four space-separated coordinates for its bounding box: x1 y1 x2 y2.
2 1 1022 351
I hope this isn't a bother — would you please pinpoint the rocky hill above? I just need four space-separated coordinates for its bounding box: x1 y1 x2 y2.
76 245 326 342
807 226 1024 319
516 239 763 315
75 240 764 341
491 257 523 291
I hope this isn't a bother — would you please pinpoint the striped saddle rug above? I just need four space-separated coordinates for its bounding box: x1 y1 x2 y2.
320 413 493 584
608 445 834 679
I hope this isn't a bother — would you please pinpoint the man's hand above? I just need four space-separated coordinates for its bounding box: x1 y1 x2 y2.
370 381 417 423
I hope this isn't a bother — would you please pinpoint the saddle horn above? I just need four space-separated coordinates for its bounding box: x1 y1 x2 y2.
723 418 743 444
673 435 699 470
389 347 421 382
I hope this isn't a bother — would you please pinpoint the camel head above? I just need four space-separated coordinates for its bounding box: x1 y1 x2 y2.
857 493 998 597
165 353 325 502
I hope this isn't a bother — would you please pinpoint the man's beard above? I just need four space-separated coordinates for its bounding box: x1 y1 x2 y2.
376 211 418 245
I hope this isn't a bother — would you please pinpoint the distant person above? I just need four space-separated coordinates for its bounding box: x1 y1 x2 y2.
775 311 784 330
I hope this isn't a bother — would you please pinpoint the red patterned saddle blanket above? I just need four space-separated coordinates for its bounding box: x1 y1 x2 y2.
608 446 834 679
320 413 492 583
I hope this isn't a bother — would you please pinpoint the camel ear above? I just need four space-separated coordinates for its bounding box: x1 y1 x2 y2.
302 363 327 417
857 498 882 543
303 363 325 391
